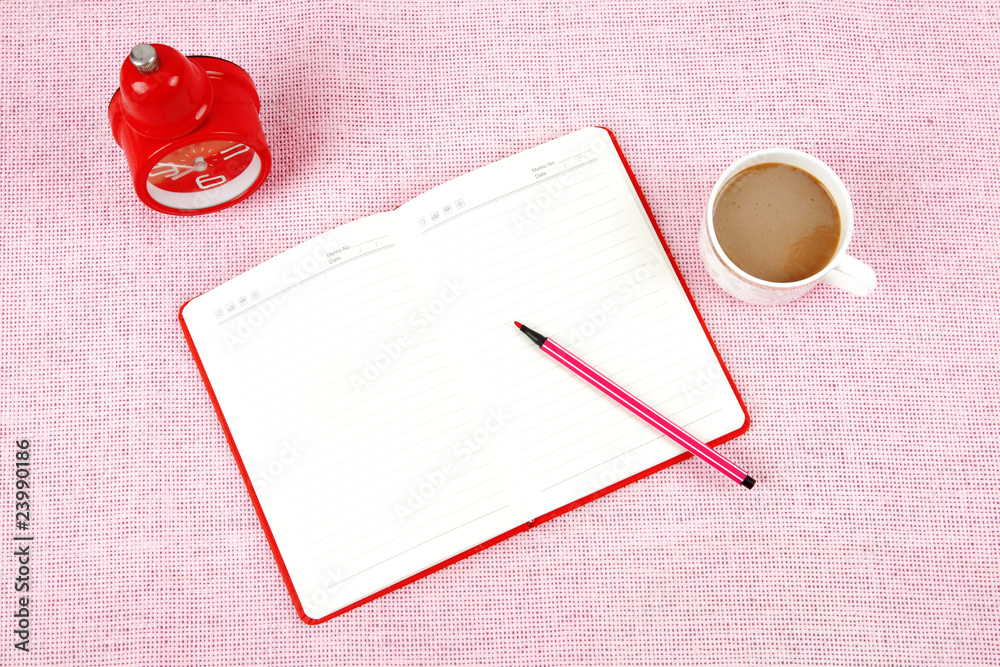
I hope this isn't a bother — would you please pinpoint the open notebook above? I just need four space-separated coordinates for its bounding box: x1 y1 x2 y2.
180 127 749 623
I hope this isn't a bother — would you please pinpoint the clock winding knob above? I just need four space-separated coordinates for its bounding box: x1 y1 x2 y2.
129 44 160 74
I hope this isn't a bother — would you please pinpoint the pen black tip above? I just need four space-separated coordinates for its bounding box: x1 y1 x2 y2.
741 475 756 489
515 322 547 347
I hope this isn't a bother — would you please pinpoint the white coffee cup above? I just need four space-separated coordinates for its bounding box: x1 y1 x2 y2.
699 149 876 305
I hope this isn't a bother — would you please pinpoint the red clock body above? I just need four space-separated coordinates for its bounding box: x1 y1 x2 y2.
109 44 272 215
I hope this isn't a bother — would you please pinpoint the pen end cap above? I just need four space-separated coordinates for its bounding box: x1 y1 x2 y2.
741 476 756 489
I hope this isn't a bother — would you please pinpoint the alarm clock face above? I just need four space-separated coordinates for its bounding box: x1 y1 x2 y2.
145 139 263 211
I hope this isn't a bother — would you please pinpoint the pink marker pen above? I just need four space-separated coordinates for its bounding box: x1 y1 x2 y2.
515 322 756 489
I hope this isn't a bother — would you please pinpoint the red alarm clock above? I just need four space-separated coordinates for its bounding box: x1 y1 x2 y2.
109 44 272 215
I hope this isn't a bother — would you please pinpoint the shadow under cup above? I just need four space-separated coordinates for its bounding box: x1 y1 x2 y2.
700 149 859 305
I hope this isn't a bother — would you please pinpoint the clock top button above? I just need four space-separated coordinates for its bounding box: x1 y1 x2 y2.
129 44 160 74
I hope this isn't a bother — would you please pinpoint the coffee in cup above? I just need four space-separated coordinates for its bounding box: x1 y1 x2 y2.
713 163 840 283
699 149 876 305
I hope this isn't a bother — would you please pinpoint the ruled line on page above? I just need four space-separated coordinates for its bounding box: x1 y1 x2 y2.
557 149 598 164
444 191 617 261
287 391 464 455
306 419 471 495
444 181 612 258
458 209 627 293
510 347 694 431
472 264 661 361
420 158 598 234
259 365 454 439
538 439 659 492
298 424 474 530
534 407 725 494
306 498 400 546
485 242 638 303
318 493 508 563
284 379 457 490
260 406 470 509
319 503 511 584
239 268 410 346
252 342 442 421
526 392 721 467
429 171 609 256
216 239 394 325
255 345 446 422
460 247 639 331
240 296 420 387
535 421 654 474
507 348 687 431
498 326 688 397
241 311 423 400
479 288 663 364
292 405 468 482
462 218 628 284
504 337 693 439
455 233 633 322
421 169 612 264
328 486 504 561
306 463 499 549
489 311 683 385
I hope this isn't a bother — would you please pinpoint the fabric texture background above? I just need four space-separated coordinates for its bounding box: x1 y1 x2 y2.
2 1 998 665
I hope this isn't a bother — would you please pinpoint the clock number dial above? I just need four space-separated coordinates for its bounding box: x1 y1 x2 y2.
220 143 251 160
146 140 262 210
196 174 228 190
147 141 255 194
149 162 197 180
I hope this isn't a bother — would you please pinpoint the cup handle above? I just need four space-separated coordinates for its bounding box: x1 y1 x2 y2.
821 254 877 296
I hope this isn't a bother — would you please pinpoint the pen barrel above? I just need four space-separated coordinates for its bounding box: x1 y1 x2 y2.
542 340 748 483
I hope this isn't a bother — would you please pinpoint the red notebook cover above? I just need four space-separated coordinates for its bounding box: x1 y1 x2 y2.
179 127 750 624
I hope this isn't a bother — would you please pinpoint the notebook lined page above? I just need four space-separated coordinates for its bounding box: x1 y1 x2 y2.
396 127 747 518
181 212 525 620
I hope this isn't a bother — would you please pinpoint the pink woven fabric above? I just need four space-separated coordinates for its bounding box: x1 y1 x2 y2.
2 1 998 664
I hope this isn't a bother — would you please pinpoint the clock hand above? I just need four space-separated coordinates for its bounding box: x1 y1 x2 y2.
150 162 198 180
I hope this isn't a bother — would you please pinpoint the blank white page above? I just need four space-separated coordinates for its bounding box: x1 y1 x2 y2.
181 212 527 620
395 127 747 519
